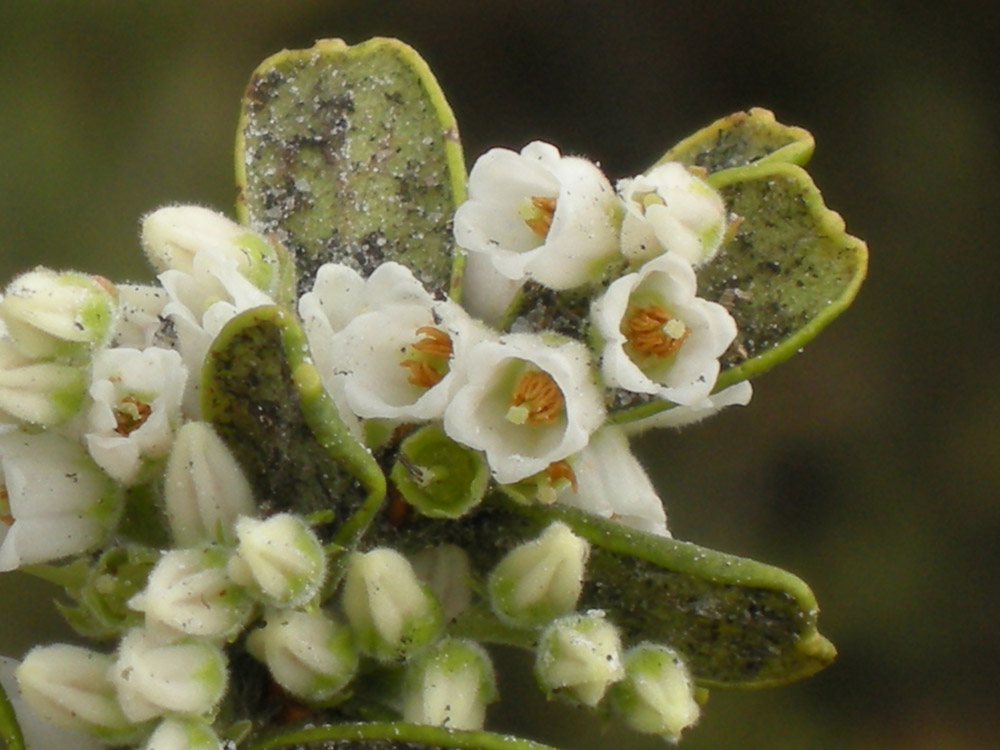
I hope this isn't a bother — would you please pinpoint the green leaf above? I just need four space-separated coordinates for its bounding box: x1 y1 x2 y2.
0 677 25 750
236 38 467 297
246 721 560 750
657 107 815 172
373 496 835 689
201 305 385 581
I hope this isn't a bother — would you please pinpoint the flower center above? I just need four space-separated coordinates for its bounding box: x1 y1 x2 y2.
546 460 578 492
114 395 152 436
518 196 558 238
634 190 666 214
506 370 564 426
623 305 689 358
400 326 453 389
0 485 12 526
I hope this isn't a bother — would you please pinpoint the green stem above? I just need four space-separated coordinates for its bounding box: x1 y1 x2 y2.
246 721 559 750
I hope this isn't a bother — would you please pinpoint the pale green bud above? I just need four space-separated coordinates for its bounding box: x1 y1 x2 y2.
129 546 255 642
0 341 87 425
410 544 472 623
143 719 223 750
111 627 228 722
228 513 326 608
15 644 142 743
164 422 256 547
246 609 358 703
534 611 624 707
402 638 497 731
0 268 116 360
342 548 443 662
488 522 589 628
607 643 700 743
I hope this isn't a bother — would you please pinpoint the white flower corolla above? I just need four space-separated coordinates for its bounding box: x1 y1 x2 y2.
0 431 121 572
444 333 605 484
608 643 700 743
142 205 280 292
402 638 497 731
342 547 443 663
488 522 589 628
143 718 223 750
128 546 254 643
555 426 669 536
454 141 620 291
409 544 473 623
456 251 523 327
246 609 358 703
111 628 228 723
620 381 753 434
11 648 139 744
85 347 187 485
0 268 117 360
0 339 87 426
618 162 727 266
112 284 169 349
227 514 326 608
534 610 624 707
592 253 737 407
163 421 256 548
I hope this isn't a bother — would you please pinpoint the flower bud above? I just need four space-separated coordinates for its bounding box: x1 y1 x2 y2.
402 638 497 730
143 718 223 750
0 341 87 425
342 548 442 662
410 544 473 623
111 628 228 722
141 205 279 292
607 643 700 742
390 425 489 519
129 546 254 642
164 422 256 547
246 609 358 703
0 268 117 360
488 522 589 628
14 644 141 743
227 514 326 608
534 611 624 707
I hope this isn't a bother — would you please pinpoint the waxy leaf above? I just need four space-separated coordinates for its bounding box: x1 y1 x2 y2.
202 305 385 565
371 496 834 689
247 721 560 750
236 38 466 296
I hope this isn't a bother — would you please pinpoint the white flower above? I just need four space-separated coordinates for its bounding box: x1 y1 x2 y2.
620 381 753 434
0 431 121 572
0 339 87 426
618 162 727 266
111 628 228 723
111 284 169 349
454 141 620 291
592 253 737 406
556 426 669 536
163 421 256 547
85 347 187 485
444 333 605 484
128 546 254 642
10 648 138 744
246 609 358 703
608 643 700 743
402 638 497 731
534 610 624 707
143 718 223 750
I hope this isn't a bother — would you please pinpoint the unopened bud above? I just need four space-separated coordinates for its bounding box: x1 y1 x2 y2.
143 718 223 750
534 611 624 707
488 522 589 628
228 514 326 608
342 548 442 662
402 637 497 730
410 544 472 623
0 341 87 425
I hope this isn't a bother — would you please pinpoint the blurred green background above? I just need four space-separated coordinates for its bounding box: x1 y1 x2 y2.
1 1 997 748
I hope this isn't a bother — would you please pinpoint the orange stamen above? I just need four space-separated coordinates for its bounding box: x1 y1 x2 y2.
524 196 557 238
546 460 578 492
624 305 689 358
114 396 152 437
400 359 444 388
411 326 453 358
400 326 452 388
510 370 564 425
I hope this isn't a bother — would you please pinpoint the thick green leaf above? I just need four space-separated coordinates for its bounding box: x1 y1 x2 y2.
247 721 559 750
236 38 467 297
658 107 815 172
201 305 385 573
371 496 835 689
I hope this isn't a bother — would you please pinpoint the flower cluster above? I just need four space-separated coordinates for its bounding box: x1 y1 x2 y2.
0 143 751 749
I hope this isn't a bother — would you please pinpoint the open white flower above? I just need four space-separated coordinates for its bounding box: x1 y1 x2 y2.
0 431 121 572
111 284 169 349
85 347 187 485
592 253 736 407
454 141 620 291
444 333 605 484
618 162 727 266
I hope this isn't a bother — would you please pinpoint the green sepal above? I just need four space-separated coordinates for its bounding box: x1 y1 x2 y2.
372 496 834 689
657 107 815 172
613 159 867 424
201 305 386 585
245 721 560 750
236 38 467 297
